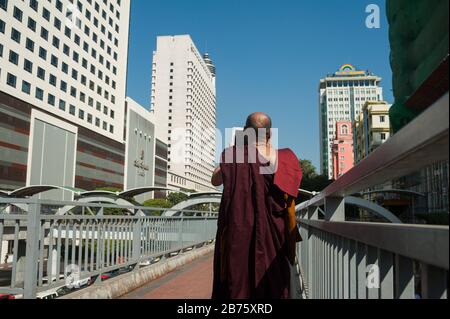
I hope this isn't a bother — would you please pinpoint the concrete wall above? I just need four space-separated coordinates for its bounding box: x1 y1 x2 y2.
62 244 214 299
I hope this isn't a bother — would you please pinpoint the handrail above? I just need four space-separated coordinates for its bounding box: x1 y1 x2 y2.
298 220 449 270
0 200 218 299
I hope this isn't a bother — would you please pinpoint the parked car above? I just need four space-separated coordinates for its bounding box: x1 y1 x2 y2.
139 256 161 267
0 294 15 300
36 289 59 300
55 286 74 297
69 272 92 289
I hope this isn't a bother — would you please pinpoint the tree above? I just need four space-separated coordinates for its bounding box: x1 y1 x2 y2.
95 187 122 193
299 159 318 179
143 198 173 216
298 159 333 193
167 192 189 206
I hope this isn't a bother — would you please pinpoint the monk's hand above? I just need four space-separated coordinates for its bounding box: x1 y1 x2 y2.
211 166 223 187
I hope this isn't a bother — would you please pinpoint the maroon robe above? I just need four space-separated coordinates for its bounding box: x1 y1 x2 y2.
212 145 302 300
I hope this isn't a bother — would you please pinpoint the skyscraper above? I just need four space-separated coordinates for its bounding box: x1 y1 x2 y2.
0 0 131 194
150 35 217 192
319 64 383 179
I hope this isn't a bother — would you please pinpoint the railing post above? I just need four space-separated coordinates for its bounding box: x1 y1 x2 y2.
306 206 319 299
379 250 394 299
178 217 184 251
24 203 40 299
395 255 415 299
132 217 142 266
421 264 448 299
324 197 345 222
308 206 319 220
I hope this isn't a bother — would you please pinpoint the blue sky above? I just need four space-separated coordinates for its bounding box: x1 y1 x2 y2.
126 0 393 170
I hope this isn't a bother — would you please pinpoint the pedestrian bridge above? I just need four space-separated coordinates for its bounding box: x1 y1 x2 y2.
0 94 448 299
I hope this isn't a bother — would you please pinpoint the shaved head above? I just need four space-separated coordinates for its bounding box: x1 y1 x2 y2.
244 112 272 143
245 112 272 131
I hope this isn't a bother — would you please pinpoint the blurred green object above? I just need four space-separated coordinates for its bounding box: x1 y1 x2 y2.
386 0 449 132
389 100 420 134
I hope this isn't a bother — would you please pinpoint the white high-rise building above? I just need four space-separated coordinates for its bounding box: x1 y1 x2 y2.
0 0 131 194
319 64 383 179
150 35 217 192
0 0 131 142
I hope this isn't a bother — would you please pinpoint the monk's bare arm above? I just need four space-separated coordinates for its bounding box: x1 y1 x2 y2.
211 166 223 187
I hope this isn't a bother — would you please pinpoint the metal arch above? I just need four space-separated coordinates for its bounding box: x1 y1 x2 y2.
0 203 29 214
8 185 85 198
0 190 10 197
78 191 119 197
119 187 190 198
359 189 425 197
163 197 222 216
188 191 222 198
343 196 402 224
165 188 318 217
56 196 145 216
296 196 402 223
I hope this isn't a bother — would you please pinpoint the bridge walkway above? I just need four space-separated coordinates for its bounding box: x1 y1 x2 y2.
121 253 214 299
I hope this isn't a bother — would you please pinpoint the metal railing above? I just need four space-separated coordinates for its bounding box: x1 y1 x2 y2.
295 93 449 299
0 198 217 299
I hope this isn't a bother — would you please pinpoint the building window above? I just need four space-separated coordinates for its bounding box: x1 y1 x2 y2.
35 88 44 100
40 27 48 41
21 80 31 94
29 0 38 12
380 116 385 123
0 0 7 11
381 133 387 141
51 55 58 67
23 59 33 73
341 125 349 135
59 100 66 111
48 94 55 106
37 67 45 80
49 74 57 86
13 6 22 21
39 47 47 60
9 50 18 65
26 38 34 52
60 81 67 92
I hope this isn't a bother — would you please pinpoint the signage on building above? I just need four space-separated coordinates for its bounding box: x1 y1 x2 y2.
134 150 149 177
335 64 366 76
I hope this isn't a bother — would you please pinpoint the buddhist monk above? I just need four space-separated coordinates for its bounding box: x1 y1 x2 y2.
211 112 303 300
